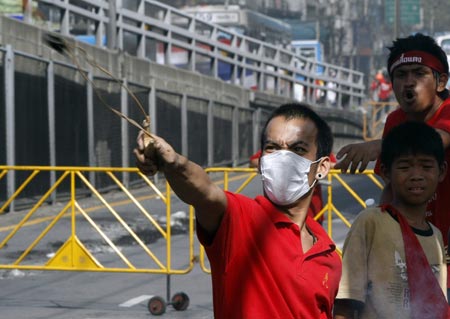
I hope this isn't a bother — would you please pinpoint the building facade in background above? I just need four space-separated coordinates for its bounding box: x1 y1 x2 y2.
158 0 442 92
12 0 447 93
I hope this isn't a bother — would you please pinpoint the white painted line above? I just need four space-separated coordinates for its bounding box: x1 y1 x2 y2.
119 295 155 307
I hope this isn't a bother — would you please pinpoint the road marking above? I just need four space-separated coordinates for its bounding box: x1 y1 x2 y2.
119 295 155 307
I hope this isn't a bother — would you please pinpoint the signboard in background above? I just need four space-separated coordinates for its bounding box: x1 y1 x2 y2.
291 40 325 74
0 0 22 14
384 0 422 26
193 11 240 24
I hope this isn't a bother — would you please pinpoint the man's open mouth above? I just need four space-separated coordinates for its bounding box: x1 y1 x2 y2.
403 90 416 102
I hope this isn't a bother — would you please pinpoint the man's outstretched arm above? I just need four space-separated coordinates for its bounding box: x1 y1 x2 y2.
134 131 227 235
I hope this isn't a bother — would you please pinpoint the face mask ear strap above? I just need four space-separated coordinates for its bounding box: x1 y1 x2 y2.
313 157 323 164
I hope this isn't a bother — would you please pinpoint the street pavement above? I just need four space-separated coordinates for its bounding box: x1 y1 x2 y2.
0 182 218 319
0 233 215 319
0 267 214 319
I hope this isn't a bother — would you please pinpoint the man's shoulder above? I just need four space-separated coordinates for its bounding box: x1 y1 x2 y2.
225 192 275 219
442 96 450 106
435 96 450 112
224 191 261 214
438 97 450 115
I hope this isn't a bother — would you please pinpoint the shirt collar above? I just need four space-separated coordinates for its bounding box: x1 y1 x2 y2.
255 195 337 252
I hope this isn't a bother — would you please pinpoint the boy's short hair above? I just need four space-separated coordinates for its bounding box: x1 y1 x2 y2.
260 102 333 159
387 33 449 76
380 121 444 169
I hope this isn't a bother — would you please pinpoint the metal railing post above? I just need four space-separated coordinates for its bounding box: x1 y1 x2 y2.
47 61 57 204
121 78 129 186
87 69 96 186
207 100 214 167
181 94 188 157
5 45 15 212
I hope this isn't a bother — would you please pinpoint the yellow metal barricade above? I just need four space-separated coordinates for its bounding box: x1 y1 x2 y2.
0 166 385 277
0 165 195 275
318 169 383 246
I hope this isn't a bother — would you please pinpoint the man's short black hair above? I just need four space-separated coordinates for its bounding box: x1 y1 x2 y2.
260 102 333 159
380 121 444 170
387 33 449 75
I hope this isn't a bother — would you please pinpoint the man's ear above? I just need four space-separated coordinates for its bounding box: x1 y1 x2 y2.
439 161 448 182
437 73 449 92
315 156 331 180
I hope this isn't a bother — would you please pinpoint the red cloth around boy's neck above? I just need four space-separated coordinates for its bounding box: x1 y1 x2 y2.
380 204 449 319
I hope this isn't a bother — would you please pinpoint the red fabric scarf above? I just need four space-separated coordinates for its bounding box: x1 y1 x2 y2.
381 204 449 319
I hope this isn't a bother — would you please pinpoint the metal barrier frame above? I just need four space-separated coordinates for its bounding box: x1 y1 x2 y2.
0 165 196 275
1 166 384 274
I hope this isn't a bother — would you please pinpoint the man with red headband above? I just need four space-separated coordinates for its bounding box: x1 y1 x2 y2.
334 33 450 310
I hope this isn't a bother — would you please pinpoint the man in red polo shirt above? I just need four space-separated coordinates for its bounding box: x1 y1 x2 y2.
334 33 450 298
135 103 342 318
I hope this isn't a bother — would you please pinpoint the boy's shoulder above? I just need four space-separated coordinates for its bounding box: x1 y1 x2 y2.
428 222 444 241
354 206 386 221
353 208 443 241
350 207 396 231
442 96 450 108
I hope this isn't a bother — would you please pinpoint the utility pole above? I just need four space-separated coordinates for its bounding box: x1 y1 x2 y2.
394 0 400 39
107 0 117 50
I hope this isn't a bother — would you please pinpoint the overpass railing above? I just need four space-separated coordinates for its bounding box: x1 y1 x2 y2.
29 0 364 108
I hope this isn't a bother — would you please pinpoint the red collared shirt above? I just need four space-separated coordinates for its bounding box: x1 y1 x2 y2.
197 192 342 319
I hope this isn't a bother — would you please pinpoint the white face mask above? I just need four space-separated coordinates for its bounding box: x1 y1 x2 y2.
260 150 320 206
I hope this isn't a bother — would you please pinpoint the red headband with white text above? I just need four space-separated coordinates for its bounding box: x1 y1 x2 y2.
388 50 446 75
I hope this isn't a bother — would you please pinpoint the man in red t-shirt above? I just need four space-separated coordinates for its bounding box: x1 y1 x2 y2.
135 103 342 318
370 71 393 103
334 33 450 301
